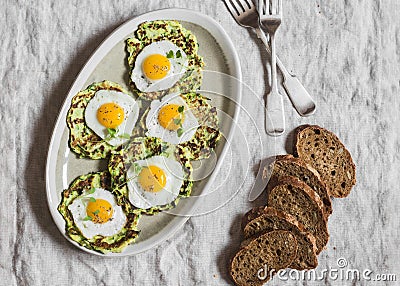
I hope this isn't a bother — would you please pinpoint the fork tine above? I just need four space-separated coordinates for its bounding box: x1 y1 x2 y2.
259 0 282 15
238 0 253 10
271 0 276 14
270 0 282 15
228 0 245 14
223 0 239 16
258 0 266 15
235 0 246 13
278 0 282 15
246 0 254 9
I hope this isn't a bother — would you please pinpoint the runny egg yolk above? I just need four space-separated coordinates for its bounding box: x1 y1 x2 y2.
142 54 171 80
138 165 167 193
86 199 114 224
96 103 125 129
157 104 185 131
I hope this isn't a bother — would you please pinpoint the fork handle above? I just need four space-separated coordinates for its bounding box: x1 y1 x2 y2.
255 28 316 117
266 91 285 136
266 32 285 136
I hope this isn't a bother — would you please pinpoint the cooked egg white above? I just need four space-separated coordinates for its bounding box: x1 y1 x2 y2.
68 188 127 239
131 40 188 92
126 155 185 209
145 93 199 144
85 90 139 146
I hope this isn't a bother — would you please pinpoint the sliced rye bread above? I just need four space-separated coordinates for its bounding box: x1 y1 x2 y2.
294 125 356 198
267 176 329 254
265 154 332 218
241 206 266 230
242 207 318 270
230 230 298 286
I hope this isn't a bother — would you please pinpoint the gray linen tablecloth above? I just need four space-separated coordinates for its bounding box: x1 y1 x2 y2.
1 0 399 285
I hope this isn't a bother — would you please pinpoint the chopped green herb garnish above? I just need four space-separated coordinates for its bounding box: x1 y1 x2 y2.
166 50 174 58
88 188 96 194
177 128 184 137
176 50 182 58
107 128 118 137
83 216 92 221
132 163 142 174
93 210 100 215
173 118 182 125
89 197 96 203
178 105 184 113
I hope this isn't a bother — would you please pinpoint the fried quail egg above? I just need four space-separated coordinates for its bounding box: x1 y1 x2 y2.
85 90 139 146
145 93 199 144
68 188 127 239
131 40 188 92
126 155 185 209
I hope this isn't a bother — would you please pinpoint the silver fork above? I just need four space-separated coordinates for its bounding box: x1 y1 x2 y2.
258 0 284 135
223 0 316 118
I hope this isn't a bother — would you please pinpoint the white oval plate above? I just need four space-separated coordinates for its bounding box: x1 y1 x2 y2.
46 8 242 256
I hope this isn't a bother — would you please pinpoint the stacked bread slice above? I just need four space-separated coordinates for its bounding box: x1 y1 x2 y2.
294 125 356 198
230 125 356 286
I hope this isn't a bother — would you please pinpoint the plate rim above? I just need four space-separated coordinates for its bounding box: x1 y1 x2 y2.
45 7 242 256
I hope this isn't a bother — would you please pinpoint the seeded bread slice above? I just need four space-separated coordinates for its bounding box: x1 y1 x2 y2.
294 125 356 198
230 230 298 286
242 207 318 270
267 176 329 254
265 154 332 218
241 206 266 230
